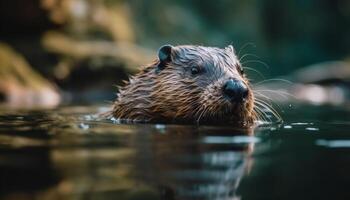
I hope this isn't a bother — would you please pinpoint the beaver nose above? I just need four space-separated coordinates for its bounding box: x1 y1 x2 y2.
223 79 248 103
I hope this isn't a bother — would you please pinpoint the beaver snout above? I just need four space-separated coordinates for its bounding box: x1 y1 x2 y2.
223 79 248 103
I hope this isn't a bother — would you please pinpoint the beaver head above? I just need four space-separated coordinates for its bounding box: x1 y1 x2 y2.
112 45 255 126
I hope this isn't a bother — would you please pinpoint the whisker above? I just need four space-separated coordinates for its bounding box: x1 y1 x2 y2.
253 78 293 86
237 42 257 57
254 91 274 101
255 93 283 107
255 100 276 116
239 53 260 62
255 90 288 99
242 66 266 80
255 100 282 121
252 109 261 122
255 95 284 120
254 89 296 99
254 106 269 122
241 60 269 69
196 106 209 124
255 107 273 123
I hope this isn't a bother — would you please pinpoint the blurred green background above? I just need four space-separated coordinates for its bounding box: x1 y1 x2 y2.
0 0 349 106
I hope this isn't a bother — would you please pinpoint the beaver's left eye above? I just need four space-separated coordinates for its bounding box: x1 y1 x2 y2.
191 66 201 75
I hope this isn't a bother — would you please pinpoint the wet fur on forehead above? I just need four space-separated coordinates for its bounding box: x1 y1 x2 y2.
171 45 240 73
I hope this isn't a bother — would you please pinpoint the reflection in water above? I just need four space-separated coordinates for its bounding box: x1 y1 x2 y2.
316 139 350 148
0 107 256 200
2 105 350 200
131 125 255 200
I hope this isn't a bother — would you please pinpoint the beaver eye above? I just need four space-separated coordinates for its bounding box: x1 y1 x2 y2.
191 66 201 75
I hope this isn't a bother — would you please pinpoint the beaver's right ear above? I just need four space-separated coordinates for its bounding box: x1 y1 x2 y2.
156 45 173 73
158 44 173 63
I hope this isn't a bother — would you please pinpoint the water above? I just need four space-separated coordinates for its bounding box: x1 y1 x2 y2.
0 104 349 200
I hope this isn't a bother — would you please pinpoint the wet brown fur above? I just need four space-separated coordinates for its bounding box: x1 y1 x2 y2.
112 45 255 127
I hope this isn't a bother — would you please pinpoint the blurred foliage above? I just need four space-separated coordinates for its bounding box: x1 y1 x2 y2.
1 0 349 77
0 0 350 104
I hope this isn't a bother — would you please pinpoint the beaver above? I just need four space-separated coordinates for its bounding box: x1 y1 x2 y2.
111 45 255 127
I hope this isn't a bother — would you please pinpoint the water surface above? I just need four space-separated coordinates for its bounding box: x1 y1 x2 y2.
0 104 349 200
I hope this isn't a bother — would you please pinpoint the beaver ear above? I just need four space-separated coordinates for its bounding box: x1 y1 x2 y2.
226 45 236 54
158 44 173 63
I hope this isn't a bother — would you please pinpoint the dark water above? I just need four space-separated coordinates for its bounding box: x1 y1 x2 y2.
0 104 349 200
